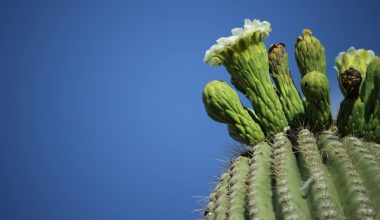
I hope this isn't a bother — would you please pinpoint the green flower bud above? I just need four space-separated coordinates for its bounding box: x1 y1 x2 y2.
202 80 265 145
301 71 331 131
295 29 326 77
268 43 305 126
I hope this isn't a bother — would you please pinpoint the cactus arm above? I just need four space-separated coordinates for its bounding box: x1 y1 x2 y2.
301 71 332 131
342 137 380 216
268 43 305 126
202 80 265 145
319 132 376 219
297 129 344 219
295 29 326 77
272 132 312 220
247 142 275 219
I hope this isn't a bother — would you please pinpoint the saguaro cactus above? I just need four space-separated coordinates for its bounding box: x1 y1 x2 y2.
201 18 380 220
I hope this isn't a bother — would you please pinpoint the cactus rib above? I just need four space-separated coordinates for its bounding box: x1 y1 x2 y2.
272 132 312 220
297 129 344 219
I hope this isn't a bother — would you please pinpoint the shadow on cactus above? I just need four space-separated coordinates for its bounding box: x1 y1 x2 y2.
202 19 380 219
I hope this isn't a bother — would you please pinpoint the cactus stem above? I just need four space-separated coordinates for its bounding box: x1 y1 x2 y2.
272 132 312 219
228 156 250 219
319 131 376 219
247 142 275 219
342 136 380 217
212 172 231 220
297 129 345 219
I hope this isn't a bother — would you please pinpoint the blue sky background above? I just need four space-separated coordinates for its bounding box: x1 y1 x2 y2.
1 0 380 219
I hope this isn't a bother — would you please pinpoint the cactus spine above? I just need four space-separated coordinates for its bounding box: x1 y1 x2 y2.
202 18 380 219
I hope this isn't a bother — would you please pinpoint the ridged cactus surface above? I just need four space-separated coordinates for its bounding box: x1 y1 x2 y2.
202 19 380 219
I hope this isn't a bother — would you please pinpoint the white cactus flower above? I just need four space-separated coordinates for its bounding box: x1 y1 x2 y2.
334 47 376 73
204 19 271 66
216 35 240 46
203 44 225 66
231 27 243 36
367 50 376 59
243 19 271 35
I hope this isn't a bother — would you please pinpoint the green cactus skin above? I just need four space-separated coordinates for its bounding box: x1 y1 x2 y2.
342 136 380 216
360 58 380 106
297 129 344 219
204 192 216 219
202 19 380 220
204 142 275 220
247 142 275 219
301 71 332 131
319 132 376 219
225 38 288 133
363 58 380 140
361 58 380 122
228 156 250 219
202 80 265 145
295 29 326 77
204 172 231 219
272 132 312 219
268 43 305 127
366 142 380 164
337 98 366 137
203 129 380 219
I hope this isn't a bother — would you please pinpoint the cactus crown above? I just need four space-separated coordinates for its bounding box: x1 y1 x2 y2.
203 18 380 144
201 18 380 219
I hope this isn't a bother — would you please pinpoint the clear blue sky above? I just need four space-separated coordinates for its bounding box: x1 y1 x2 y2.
0 0 379 219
